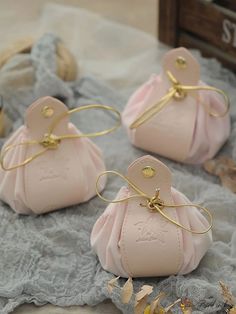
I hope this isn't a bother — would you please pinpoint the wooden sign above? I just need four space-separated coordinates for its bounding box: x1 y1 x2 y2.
222 19 236 48
159 0 236 70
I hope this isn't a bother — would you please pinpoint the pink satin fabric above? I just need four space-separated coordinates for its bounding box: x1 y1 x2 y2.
122 74 230 164
91 186 212 278
0 97 106 214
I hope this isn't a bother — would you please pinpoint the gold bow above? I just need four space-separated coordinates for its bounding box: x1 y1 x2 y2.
96 170 212 235
0 104 121 171
130 71 230 129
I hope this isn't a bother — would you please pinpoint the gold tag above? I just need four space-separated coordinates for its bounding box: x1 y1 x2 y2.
175 56 187 69
142 166 156 178
42 106 54 118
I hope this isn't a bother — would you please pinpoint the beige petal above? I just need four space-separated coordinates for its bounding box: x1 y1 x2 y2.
107 276 120 294
136 285 154 303
149 292 166 314
164 298 182 313
135 296 148 314
121 277 133 304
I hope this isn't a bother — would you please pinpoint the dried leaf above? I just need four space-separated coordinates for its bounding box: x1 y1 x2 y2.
107 276 120 294
121 277 133 304
220 281 235 306
135 295 148 314
149 292 165 314
135 285 154 304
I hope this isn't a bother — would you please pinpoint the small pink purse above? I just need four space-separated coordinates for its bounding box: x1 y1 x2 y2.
122 48 230 164
0 96 120 214
91 155 212 278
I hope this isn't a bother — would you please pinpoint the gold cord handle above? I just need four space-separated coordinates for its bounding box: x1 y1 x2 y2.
96 170 213 235
48 104 121 138
130 71 230 129
0 104 121 171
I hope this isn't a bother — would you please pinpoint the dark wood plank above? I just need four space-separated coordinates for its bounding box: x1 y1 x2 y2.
215 0 236 11
178 32 236 71
158 0 179 46
179 0 236 57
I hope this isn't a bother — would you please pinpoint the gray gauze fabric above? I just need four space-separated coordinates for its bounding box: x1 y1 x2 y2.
0 48 236 314
0 33 74 126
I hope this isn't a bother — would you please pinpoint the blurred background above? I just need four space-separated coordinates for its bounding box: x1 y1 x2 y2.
0 0 159 46
1 0 235 72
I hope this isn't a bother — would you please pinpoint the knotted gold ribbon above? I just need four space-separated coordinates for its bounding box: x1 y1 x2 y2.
130 71 230 129
0 104 121 171
96 170 212 234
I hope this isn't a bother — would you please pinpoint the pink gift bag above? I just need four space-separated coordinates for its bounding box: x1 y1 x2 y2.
0 96 121 214
122 48 230 164
91 155 212 278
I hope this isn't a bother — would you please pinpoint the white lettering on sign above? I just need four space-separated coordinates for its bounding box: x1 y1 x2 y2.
222 19 236 47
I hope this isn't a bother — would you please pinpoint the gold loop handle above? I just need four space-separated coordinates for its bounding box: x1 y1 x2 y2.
0 104 121 171
130 70 230 129
48 104 121 138
96 170 213 235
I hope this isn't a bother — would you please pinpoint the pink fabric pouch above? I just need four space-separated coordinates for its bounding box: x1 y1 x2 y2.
122 48 230 164
91 155 212 278
0 96 120 215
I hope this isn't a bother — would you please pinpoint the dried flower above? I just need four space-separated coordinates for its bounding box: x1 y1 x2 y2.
106 277 193 314
179 297 193 313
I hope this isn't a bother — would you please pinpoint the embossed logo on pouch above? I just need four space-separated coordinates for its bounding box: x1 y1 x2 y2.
149 105 187 133
134 214 168 243
37 155 71 182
